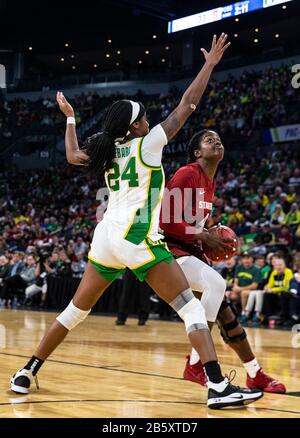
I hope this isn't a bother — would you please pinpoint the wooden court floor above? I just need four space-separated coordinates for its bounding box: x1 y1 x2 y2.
0 309 299 418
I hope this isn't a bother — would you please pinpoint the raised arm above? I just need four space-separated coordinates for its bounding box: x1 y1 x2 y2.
161 33 230 141
56 91 89 165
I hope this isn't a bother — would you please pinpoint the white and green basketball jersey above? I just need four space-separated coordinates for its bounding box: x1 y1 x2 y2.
103 124 168 245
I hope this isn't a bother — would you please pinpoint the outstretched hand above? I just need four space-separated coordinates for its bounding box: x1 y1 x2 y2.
201 33 231 66
56 91 75 117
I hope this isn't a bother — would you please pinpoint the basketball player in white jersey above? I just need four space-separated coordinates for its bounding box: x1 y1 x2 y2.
10 34 263 409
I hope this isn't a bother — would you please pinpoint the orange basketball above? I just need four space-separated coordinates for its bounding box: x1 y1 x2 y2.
202 225 238 262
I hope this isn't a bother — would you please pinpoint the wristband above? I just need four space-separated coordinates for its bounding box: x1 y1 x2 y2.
67 116 76 125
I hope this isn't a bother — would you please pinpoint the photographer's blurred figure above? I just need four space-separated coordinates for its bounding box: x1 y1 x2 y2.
24 252 58 308
57 250 72 276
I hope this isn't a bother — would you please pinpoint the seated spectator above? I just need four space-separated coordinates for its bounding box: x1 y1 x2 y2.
255 255 271 288
0 255 10 304
271 205 286 228
255 222 276 247
0 236 8 256
240 226 258 253
263 258 293 325
73 236 88 256
0 255 10 281
71 253 87 278
227 205 244 228
221 257 236 294
24 252 57 308
289 168 300 188
256 188 269 209
264 194 277 216
295 225 300 251
284 203 300 226
227 252 261 315
66 240 75 258
276 225 293 248
116 269 152 326
288 259 300 324
287 186 297 204
240 256 269 324
8 252 25 277
279 193 291 215
0 255 36 305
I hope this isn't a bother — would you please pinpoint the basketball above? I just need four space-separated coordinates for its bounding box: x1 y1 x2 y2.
202 225 238 262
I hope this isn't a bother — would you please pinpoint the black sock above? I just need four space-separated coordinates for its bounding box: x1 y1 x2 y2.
204 360 224 383
24 356 44 376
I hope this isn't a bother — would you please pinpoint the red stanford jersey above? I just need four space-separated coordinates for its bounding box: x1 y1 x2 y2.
159 162 216 257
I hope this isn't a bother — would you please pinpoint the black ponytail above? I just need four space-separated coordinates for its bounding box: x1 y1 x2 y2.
187 129 211 163
82 99 145 175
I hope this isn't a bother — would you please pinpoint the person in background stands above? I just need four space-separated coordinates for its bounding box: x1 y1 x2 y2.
263 258 293 325
288 257 300 324
0 255 36 305
221 258 237 296
228 252 261 315
115 269 152 326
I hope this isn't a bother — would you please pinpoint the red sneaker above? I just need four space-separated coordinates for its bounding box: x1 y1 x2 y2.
246 369 286 394
183 355 207 386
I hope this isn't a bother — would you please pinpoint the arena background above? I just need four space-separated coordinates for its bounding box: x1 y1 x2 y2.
0 0 300 420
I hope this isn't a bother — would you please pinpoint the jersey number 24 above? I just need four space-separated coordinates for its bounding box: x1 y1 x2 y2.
107 157 139 191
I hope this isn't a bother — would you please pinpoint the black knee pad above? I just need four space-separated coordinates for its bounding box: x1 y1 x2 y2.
217 297 247 344
218 296 238 316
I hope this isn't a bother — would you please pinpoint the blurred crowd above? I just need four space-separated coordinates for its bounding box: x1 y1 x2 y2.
1 65 299 152
0 92 104 151
0 63 300 327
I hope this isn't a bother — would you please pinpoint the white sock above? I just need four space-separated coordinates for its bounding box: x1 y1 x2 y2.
206 378 228 393
243 358 260 378
189 348 200 365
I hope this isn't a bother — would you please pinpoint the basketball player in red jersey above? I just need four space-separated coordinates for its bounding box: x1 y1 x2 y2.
160 129 286 393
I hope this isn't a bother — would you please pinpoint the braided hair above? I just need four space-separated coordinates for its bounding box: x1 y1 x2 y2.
187 129 212 163
82 99 145 175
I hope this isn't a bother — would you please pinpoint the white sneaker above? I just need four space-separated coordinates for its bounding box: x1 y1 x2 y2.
10 368 39 394
207 375 263 409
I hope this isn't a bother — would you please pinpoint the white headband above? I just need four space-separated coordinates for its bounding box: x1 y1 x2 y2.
129 100 140 125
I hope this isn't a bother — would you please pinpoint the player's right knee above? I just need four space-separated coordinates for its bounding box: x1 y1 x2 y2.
56 300 91 331
170 288 208 334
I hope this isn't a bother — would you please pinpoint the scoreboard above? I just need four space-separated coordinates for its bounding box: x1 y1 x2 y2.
168 0 292 33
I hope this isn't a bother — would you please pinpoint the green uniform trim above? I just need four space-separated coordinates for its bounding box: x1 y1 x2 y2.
88 258 125 282
131 238 174 282
124 167 164 245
